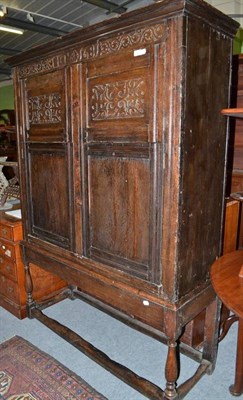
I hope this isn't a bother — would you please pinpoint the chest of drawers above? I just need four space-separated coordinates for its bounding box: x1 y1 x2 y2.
0 211 66 319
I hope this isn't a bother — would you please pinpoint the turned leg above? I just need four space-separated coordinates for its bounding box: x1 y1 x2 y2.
229 317 243 396
24 262 35 317
164 340 179 399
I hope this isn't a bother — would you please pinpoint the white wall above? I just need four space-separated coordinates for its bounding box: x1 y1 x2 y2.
206 0 243 27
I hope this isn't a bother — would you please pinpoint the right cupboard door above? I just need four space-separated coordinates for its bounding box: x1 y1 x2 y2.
81 44 164 284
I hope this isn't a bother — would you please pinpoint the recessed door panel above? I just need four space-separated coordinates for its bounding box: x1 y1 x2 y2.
28 144 71 248
89 150 150 276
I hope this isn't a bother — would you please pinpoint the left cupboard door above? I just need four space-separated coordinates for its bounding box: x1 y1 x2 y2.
20 68 74 250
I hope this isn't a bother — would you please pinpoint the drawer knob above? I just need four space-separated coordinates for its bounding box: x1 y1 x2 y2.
5 249 11 257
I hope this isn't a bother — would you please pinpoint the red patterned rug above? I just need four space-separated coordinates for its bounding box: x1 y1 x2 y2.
0 335 108 400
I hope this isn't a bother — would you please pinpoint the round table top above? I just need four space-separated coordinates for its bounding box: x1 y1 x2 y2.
210 250 243 319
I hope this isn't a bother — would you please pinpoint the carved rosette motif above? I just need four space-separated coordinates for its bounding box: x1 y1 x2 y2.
28 93 62 124
70 23 167 63
91 78 145 120
19 54 66 78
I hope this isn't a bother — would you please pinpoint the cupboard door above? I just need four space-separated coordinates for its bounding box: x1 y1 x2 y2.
21 68 73 249
81 46 162 283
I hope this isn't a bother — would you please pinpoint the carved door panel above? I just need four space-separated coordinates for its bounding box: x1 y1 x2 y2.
22 69 73 249
86 46 153 143
81 46 163 283
24 69 67 142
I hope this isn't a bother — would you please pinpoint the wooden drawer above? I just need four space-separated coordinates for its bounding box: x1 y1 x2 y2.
0 257 17 281
0 273 19 302
0 211 67 319
0 240 18 261
0 221 22 242
0 223 13 241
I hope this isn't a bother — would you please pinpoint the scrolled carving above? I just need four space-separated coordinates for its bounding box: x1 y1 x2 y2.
19 54 66 78
70 23 167 63
18 24 167 77
90 77 145 120
28 93 62 124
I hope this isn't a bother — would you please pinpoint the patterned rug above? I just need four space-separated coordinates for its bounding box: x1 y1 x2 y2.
0 335 108 400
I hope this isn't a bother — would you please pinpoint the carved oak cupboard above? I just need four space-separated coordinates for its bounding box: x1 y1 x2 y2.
7 0 238 398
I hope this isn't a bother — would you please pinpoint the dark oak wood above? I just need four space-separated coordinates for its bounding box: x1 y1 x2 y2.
211 250 243 396
7 0 238 398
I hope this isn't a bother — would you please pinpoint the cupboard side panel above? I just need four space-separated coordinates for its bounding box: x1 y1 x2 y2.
178 19 232 297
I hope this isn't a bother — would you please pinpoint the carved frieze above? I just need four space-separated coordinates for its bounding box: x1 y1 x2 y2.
70 23 167 63
19 54 66 78
90 77 145 120
28 93 62 124
17 25 167 78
